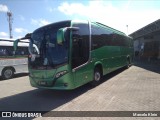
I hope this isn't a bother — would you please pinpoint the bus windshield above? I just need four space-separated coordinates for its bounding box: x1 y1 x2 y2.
28 21 71 69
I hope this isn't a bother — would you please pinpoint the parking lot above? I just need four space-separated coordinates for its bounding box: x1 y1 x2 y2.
0 61 160 119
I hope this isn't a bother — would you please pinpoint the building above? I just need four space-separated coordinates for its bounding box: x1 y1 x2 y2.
129 19 160 61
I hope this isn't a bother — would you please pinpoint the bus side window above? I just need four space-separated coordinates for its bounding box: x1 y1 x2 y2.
0 47 12 57
15 46 28 56
23 47 29 55
0 48 7 56
7 46 14 56
72 23 90 68
91 24 112 50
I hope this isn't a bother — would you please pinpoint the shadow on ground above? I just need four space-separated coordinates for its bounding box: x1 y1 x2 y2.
0 73 29 81
133 60 160 74
0 67 126 113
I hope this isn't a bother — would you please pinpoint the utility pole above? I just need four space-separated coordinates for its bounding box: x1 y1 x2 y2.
7 11 13 38
126 25 128 35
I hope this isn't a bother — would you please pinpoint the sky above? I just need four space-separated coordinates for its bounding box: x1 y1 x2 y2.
0 0 160 39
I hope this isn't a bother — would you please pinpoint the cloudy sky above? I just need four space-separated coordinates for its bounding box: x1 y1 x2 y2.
0 0 160 39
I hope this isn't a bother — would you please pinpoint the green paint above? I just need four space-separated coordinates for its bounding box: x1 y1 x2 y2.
28 20 133 90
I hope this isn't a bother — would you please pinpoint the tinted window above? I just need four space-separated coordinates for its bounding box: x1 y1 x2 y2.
111 34 122 46
0 48 8 56
16 47 29 55
0 46 13 56
91 24 113 50
29 21 71 69
72 23 90 68
91 23 132 49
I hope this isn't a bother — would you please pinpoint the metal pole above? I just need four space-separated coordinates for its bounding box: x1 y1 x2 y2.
7 11 13 38
126 25 128 35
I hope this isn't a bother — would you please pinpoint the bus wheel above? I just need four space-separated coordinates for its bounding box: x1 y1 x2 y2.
126 57 131 68
90 68 102 86
2 67 14 79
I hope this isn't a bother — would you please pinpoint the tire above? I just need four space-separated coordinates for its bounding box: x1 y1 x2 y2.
90 68 102 86
126 57 131 68
2 67 14 79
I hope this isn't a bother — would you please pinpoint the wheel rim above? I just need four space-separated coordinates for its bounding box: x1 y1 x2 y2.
4 69 12 79
94 71 101 81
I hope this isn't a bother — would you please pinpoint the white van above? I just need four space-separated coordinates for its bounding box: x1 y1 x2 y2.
0 38 29 79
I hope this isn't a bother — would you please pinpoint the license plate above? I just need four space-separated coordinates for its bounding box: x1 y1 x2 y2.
39 81 47 85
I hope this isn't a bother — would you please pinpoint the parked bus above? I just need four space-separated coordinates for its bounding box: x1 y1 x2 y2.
14 20 133 89
0 38 29 79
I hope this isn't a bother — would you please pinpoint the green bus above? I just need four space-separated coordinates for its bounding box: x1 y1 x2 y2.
14 20 133 90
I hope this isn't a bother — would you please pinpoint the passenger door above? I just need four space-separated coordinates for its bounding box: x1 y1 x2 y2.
71 21 91 87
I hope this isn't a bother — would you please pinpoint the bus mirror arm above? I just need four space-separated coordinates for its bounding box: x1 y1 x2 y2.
18 33 32 41
24 33 31 39
13 39 20 52
13 33 32 52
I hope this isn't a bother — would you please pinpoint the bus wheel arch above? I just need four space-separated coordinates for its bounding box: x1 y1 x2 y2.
94 63 103 76
2 67 15 79
90 63 103 86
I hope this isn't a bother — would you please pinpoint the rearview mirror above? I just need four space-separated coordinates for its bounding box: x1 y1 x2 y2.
57 28 66 45
57 27 79 45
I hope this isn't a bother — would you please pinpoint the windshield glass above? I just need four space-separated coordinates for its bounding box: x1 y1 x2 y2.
29 21 71 69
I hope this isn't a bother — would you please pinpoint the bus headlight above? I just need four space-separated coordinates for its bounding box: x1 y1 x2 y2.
55 70 68 79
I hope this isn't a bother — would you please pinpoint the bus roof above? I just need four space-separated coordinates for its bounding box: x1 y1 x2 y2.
0 38 15 41
33 20 71 33
0 38 29 44
0 41 29 47
0 38 15 43
92 22 126 36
